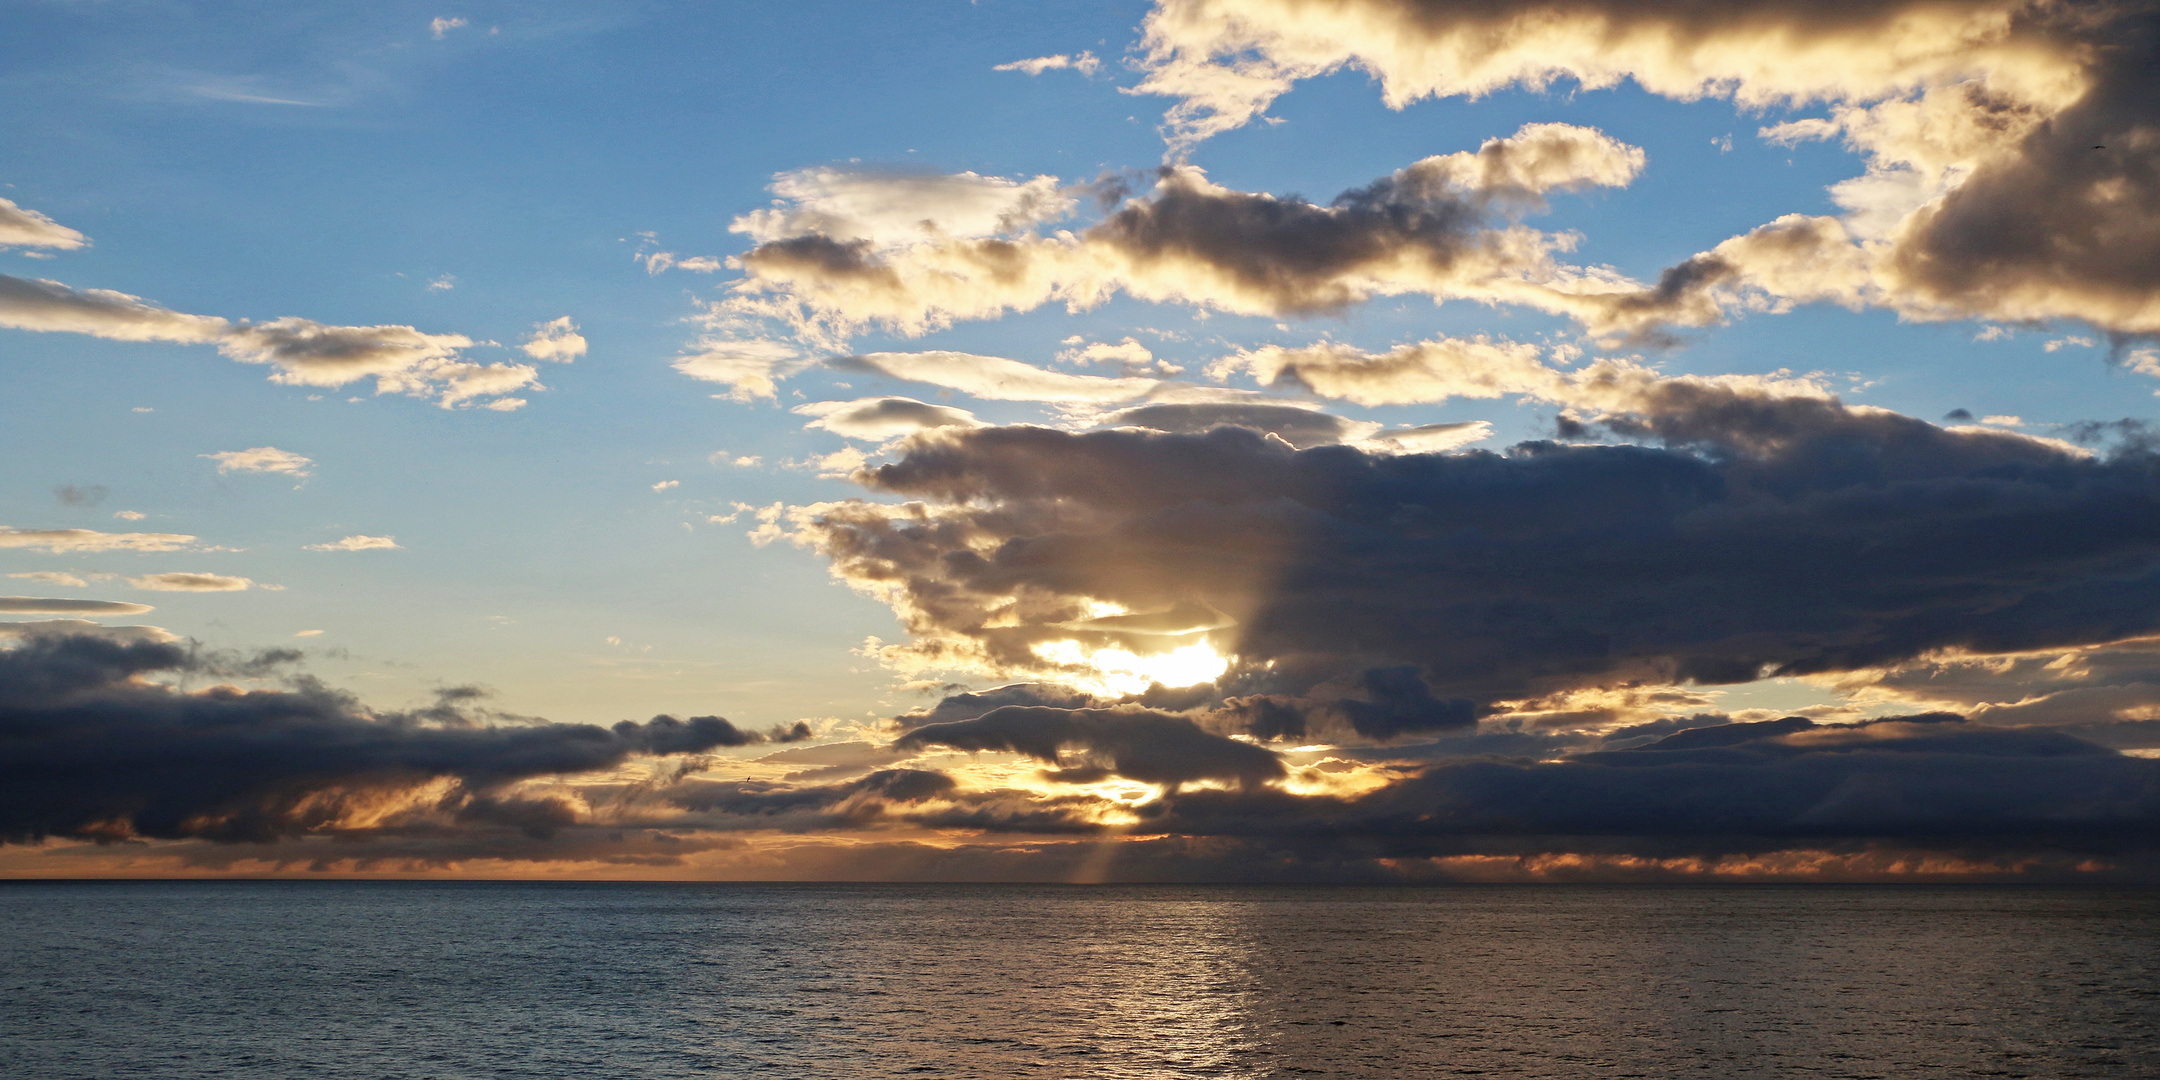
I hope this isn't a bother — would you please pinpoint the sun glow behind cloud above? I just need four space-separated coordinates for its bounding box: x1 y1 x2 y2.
1031 639 1231 697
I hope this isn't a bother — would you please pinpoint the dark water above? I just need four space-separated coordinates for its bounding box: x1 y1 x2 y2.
2 883 2155 1078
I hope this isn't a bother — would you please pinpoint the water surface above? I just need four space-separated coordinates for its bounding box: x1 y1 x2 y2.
3 882 2154 1078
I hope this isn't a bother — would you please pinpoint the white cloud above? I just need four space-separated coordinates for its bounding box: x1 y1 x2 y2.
203 446 314 477
1394 122 1646 205
8 571 88 588
994 51 1102 77
1131 0 2072 154
392 357 542 409
1060 338 1155 367
640 252 724 274
0 597 155 615
652 480 679 492
0 619 178 644
838 351 1158 403
128 572 251 592
723 151 1648 345
520 316 587 362
0 274 536 409
1360 420 1496 454
0 198 88 251
730 166 1075 248
430 16 467 39
1217 334 1838 426
295 629 324 637
794 396 984 440
1130 0 2160 335
112 510 145 521
0 273 229 342
0 526 195 553
673 338 802 402
305 534 400 552
427 275 456 292
218 317 475 387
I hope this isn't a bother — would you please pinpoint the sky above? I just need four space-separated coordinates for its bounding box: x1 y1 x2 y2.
5 0 2160 882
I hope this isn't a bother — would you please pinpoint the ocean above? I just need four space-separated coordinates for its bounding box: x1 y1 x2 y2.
3 882 2154 1078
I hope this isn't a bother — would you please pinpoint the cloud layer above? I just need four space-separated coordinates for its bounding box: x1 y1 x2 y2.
0 634 784 845
781 386 2160 735
0 274 560 409
1134 0 2160 335
722 130 1644 345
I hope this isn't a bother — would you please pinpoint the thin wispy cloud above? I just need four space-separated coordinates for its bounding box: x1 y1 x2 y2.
202 447 313 478
305 535 400 552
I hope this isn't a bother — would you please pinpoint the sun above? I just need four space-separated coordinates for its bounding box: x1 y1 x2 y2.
1032 639 1231 696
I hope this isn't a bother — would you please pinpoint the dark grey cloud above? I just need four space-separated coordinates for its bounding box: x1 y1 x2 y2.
1145 716 2160 860
893 683 1097 730
804 387 2160 725
0 633 774 844
1102 401 1364 447
897 705 1285 788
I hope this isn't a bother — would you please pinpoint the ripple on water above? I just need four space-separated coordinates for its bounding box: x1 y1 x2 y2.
1 882 2155 1079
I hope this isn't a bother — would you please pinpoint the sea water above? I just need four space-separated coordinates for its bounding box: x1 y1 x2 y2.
3 882 2154 1078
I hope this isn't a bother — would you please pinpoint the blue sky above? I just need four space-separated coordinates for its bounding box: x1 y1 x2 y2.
7 0 2160 880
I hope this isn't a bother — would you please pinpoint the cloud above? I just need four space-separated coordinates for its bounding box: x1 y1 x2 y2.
731 166 1077 248
836 351 1159 403
219 317 481 390
1099 400 1369 448
779 388 2160 724
430 16 467 39
9 572 87 588
1132 0 2160 335
1218 334 1832 414
1060 337 1164 372
305 535 399 552
9 622 2156 876
113 510 145 521
0 526 195 553
0 597 154 615
891 682 1098 730
994 51 1103 77
673 339 802 402
519 316 587 362
724 132 1643 344
1133 0 2079 151
0 275 537 408
794 396 983 440
898 705 1285 789
0 273 229 343
1360 420 1495 454
202 446 313 478
53 484 107 508
639 252 724 274
0 632 775 845
1139 716 2160 860
652 480 679 492
127 573 250 592
0 198 88 251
